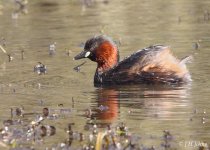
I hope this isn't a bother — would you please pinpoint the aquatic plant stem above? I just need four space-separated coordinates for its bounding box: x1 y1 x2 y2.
0 44 7 54
96 132 107 150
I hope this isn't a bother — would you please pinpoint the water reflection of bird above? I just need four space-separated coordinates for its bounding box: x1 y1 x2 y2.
96 88 118 122
74 35 191 86
88 88 119 124
88 84 189 124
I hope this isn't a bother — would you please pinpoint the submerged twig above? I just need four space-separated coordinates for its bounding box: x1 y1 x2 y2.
0 45 13 62
96 132 107 150
0 45 7 54
73 61 86 72
21 50 24 60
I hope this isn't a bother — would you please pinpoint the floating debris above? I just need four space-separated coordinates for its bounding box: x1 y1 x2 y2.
178 16 181 23
49 42 56 56
0 4 3 16
192 41 201 50
40 125 56 137
42 107 49 117
42 107 74 119
194 108 198 114
66 49 72 56
84 108 93 118
0 108 179 150
128 109 133 114
163 130 173 140
7 54 14 62
73 61 86 72
161 130 173 149
204 10 210 21
3 119 23 127
11 107 24 118
81 0 93 7
0 38 6 47
21 50 24 60
0 108 56 149
12 0 28 19
37 83 41 89
72 97 75 108
58 103 64 107
0 102 182 149
116 122 128 136
14 0 28 9
34 62 47 75
202 117 206 124
66 123 74 146
38 99 45 106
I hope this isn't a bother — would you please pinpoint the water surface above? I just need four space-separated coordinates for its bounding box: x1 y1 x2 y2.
0 0 210 149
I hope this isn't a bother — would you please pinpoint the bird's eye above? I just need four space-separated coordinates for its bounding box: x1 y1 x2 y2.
85 51 91 57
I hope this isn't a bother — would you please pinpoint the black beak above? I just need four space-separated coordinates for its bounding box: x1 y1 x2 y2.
74 51 87 60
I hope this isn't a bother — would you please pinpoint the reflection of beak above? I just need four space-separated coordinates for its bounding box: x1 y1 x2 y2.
74 51 89 60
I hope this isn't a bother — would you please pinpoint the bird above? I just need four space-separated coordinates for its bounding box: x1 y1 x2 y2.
74 35 191 86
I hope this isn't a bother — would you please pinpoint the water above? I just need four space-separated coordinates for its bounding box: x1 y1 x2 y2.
0 0 210 149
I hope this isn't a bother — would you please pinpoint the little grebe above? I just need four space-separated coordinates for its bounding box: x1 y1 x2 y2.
74 35 191 86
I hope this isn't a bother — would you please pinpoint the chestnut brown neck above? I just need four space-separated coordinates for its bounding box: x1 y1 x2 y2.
95 41 119 73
